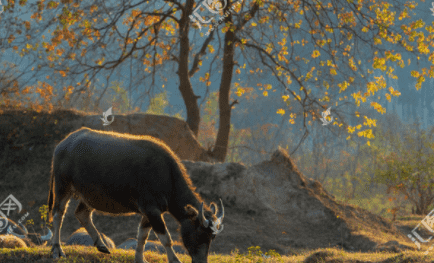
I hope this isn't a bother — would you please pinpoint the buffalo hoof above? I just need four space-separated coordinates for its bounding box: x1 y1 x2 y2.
97 245 111 254
51 244 66 258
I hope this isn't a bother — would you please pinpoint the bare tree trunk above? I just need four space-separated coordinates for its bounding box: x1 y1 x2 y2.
177 0 200 136
211 20 236 162
416 192 428 215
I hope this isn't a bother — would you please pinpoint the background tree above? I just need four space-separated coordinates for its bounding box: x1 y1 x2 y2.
2 0 434 162
369 120 434 215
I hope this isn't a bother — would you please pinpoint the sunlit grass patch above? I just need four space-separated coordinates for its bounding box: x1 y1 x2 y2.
1 245 434 262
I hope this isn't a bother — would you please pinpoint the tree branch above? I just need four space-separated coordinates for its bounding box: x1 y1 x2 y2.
189 31 215 77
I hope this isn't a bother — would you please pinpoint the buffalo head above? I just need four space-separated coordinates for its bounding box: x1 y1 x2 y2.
181 199 224 263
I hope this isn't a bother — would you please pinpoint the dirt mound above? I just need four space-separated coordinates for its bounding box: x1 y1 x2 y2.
0 107 211 166
182 148 412 253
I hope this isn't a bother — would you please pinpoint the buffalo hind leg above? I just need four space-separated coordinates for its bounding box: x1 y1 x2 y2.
146 211 181 263
74 201 110 254
51 191 71 258
135 215 152 263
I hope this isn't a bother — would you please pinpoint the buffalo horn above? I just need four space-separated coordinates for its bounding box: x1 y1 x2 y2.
40 227 53 241
216 198 224 222
199 202 209 228
18 222 28 235
9 225 53 242
8 225 26 239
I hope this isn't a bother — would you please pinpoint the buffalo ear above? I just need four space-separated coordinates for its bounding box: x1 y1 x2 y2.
184 205 199 219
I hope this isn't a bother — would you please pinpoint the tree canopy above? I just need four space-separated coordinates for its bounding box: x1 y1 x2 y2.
1 0 433 161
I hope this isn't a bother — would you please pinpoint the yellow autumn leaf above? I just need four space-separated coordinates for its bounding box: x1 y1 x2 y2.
277 109 285 115
286 76 292 84
208 45 215 53
330 68 337 75
263 91 268 97
311 50 320 58
236 68 241 74
235 88 244 97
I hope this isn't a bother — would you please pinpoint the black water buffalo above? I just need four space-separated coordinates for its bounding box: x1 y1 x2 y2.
0 217 52 247
48 127 224 263
66 227 115 249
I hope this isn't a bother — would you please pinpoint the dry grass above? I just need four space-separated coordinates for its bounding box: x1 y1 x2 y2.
0 245 433 263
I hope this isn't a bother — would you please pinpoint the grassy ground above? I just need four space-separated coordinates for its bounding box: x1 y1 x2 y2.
0 245 433 263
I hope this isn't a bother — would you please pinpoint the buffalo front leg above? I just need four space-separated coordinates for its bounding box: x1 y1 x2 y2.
51 193 71 258
74 201 110 254
146 211 182 263
135 215 152 263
